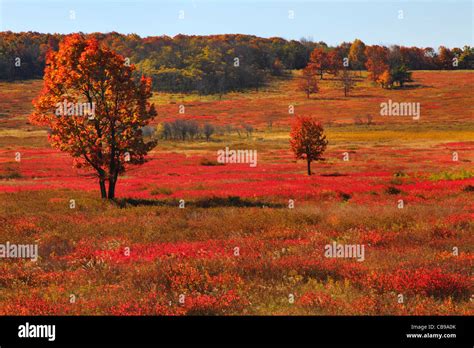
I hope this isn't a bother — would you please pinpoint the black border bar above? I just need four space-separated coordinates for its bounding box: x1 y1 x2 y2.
0 315 472 346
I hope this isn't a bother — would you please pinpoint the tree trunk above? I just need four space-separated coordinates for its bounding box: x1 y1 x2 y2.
307 159 311 176
99 179 107 199
107 178 116 199
107 169 118 200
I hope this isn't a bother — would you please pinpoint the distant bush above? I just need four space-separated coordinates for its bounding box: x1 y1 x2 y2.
393 171 409 178
203 123 215 141
385 186 402 195
161 120 257 141
242 123 254 138
200 158 223 166
338 192 352 201
462 185 474 192
141 125 156 137
150 186 173 196
0 169 22 179
161 119 202 141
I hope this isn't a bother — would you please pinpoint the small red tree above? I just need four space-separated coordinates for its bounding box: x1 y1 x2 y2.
290 116 328 176
327 50 342 76
339 68 356 96
30 34 157 199
309 48 329 79
298 64 319 98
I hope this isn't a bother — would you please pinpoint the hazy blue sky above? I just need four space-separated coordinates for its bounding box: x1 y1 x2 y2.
1 0 472 48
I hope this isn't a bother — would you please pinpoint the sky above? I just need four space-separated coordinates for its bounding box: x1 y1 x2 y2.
0 0 472 48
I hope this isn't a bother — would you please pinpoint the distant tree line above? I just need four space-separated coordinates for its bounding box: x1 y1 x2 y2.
0 32 308 92
159 119 255 141
0 32 59 80
298 39 474 97
1 32 473 93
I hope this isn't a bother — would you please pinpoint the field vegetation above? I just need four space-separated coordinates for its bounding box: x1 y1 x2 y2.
0 66 472 315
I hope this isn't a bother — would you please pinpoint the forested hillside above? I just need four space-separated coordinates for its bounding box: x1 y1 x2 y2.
1 31 473 94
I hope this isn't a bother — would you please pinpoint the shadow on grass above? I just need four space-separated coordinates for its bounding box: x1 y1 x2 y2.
349 94 377 98
320 172 348 177
393 83 430 90
315 97 346 101
115 196 286 208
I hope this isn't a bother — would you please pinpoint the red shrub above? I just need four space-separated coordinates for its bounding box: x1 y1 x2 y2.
364 268 471 299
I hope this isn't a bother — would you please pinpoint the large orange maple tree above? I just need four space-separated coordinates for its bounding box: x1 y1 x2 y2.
30 34 157 199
